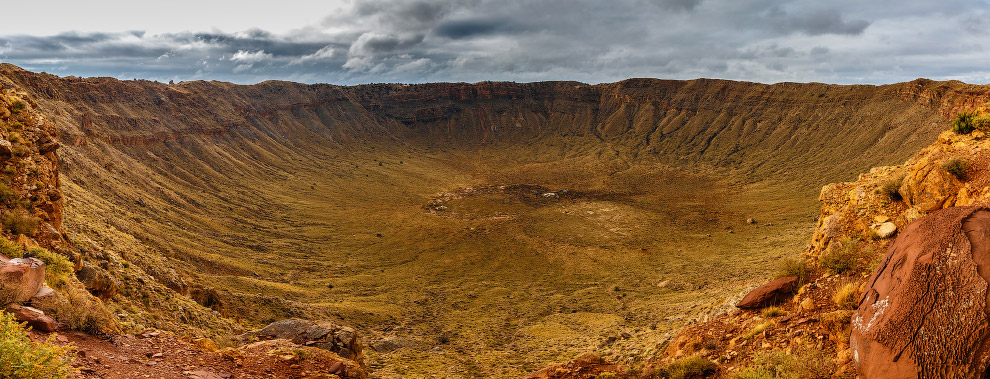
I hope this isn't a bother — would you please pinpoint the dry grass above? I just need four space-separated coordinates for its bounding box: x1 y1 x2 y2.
661 355 718 379
819 238 864 275
943 157 971 180
832 282 862 310
733 344 839 379
760 306 786 318
2 210 38 236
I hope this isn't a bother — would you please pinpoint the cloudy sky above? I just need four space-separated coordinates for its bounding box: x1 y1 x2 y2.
1 0 989 85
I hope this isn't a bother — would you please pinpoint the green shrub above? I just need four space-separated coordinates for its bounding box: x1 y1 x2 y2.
953 111 977 134
820 238 861 275
2 211 39 236
777 256 810 288
0 236 23 258
733 345 837 379
25 247 73 288
662 355 717 379
943 158 971 180
0 311 75 379
879 175 904 201
9 100 26 115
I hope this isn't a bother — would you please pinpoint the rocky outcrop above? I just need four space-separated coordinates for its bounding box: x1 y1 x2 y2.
851 206 990 378
0 256 46 305
238 318 364 366
76 261 119 299
736 276 798 309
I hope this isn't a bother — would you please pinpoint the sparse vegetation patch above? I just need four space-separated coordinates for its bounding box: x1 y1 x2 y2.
819 238 863 275
661 355 718 379
0 311 75 379
943 157 970 180
2 210 39 236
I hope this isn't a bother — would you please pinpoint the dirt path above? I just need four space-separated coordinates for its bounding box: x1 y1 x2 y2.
30 328 361 379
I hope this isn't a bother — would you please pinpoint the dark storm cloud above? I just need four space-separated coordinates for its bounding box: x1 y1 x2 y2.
434 19 509 39
1 0 989 85
769 8 870 36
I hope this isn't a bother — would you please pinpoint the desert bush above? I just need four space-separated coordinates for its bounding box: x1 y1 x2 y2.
2 211 39 236
878 175 904 201
833 282 862 310
943 157 971 180
661 355 717 379
975 114 990 131
0 236 23 258
953 111 977 134
9 100 26 115
30 281 120 335
10 145 28 158
777 256 810 287
819 238 862 275
0 182 16 205
760 306 786 318
733 345 837 379
25 247 73 288
0 311 75 379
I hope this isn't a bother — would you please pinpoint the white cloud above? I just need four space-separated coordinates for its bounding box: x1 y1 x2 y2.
229 50 272 64
290 45 335 64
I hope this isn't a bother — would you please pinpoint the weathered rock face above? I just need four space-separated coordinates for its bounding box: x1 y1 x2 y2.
238 318 364 366
76 261 119 299
900 153 964 212
851 206 990 378
0 256 46 305
736 276 798 309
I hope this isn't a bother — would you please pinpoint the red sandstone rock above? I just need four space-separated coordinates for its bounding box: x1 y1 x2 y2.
0 257 46 305
736 276 798 309
5 303 56 332
851 206 990 378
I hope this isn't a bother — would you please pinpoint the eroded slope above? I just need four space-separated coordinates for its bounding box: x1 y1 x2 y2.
0 64 983 377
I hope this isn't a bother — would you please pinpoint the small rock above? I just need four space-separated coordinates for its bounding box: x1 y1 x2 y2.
192 337 219 352
184 371 224 379
736 276 798 309
746 218 756 224
874 222 897 239
0 139 11 161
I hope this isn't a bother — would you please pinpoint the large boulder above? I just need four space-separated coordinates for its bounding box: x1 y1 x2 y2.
736 276 798 309
238 318 364 366
0 257 46 305
75 261 119 299
851 206 990 378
